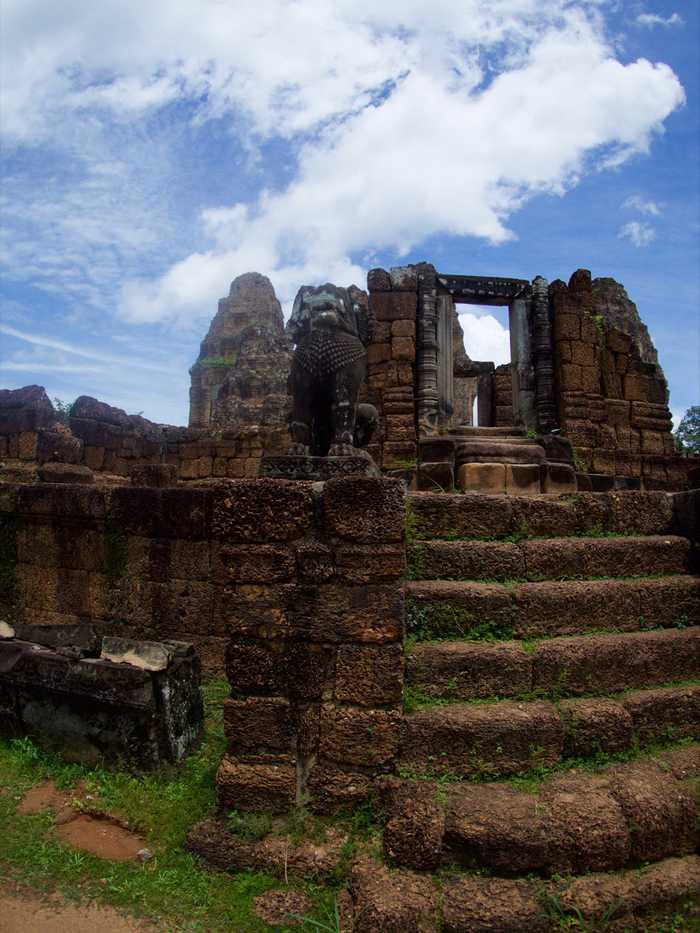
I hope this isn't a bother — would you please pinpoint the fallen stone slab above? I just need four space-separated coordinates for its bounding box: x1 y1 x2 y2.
0 634 202 767
100 636 173 672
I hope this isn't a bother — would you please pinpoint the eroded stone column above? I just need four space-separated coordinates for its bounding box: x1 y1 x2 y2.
509 296 537 431
417 269 439 435
437 294 455 424
532 276 558 433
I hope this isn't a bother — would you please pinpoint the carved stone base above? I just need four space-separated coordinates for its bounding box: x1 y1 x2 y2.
260 451 380 480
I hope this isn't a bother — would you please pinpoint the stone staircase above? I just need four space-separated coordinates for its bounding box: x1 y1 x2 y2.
347 490 700 931
419 424 579 495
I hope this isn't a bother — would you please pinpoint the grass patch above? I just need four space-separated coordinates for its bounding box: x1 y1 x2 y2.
0 679 340 932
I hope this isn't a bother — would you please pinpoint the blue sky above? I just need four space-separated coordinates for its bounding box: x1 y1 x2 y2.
1 0 697 426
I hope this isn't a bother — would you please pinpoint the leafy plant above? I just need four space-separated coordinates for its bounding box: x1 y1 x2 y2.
52 397 76 424
674 405 700 455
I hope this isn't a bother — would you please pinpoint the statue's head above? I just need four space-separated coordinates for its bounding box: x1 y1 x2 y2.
287 283 362 342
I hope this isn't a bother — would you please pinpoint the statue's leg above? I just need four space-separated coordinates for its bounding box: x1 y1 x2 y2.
288 362 313 456
328 360 365 456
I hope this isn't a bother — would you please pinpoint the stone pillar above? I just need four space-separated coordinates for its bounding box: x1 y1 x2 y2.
509 297 537 431
416 268 439 435
532 276 558 433
366 267 418 468
477 369 495 427
213 476 406 815
436 294 455 424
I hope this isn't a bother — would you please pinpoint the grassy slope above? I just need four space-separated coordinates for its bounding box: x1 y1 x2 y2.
0 680 339 933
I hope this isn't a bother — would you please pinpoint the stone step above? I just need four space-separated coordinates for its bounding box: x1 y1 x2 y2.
454 440 545 464
453 435 535 445
380 747 699 878
409 534 690 582
451 426 527 437
406 576 700 640
408 490 674 540
346 852 700 932
406 629 700 700
400 681 700 779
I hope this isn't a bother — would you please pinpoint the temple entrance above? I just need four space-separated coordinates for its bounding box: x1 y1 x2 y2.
457 302 510 427
418 273 535 432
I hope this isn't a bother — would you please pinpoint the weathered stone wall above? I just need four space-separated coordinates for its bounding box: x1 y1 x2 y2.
363 267 419 469
551 270 686 489
217 475 406 813
0 389 287 484
0 475 406 812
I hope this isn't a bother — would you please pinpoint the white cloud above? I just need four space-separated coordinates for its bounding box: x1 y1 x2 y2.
0 1 686 329
636 12 683 28
618 220 657 247
622 194 662 216
0 324 178 374
459 313 511 365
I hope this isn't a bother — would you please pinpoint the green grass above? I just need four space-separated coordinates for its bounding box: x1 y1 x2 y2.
0 679 341 932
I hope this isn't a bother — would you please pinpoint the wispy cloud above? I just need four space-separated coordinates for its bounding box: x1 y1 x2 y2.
622 194 662 216
636 12 683 28
0 324 178 374
0 361 105 374
618 220 657 247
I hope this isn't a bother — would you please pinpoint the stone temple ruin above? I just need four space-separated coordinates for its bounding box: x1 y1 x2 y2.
0 261 699 929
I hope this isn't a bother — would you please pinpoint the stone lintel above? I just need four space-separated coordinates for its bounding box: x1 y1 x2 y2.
438 274 531 304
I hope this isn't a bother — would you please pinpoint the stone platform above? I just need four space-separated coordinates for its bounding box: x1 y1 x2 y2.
417 426 577 494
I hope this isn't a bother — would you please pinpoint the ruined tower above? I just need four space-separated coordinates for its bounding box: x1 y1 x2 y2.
188 272 292 430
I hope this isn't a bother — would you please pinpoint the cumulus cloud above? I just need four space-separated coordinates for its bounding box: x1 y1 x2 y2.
622 194 662 216
459 312 511 365
0 0 687 327
618 220 657 247
636 12 683 28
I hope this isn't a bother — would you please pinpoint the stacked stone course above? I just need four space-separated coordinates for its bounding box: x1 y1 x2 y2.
215 475 406 813
363 267 419 468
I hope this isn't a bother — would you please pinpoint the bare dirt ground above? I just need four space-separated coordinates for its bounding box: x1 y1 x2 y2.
0 882 153 933
0 782 157 931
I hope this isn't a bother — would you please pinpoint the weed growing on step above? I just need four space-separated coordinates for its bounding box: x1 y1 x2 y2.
540 889 623 931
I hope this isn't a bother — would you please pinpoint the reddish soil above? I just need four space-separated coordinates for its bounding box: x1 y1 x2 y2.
0 883 153 932
56 814 147 862
18 780 147 862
